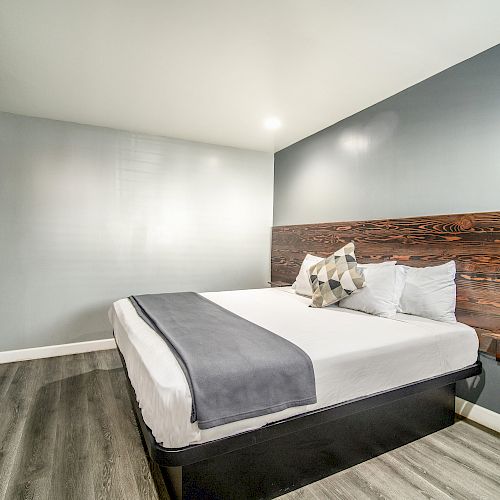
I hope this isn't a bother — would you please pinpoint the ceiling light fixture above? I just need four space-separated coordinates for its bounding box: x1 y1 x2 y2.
263 116 282 130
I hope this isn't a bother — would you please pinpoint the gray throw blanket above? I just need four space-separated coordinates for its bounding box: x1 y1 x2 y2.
129 292 316 429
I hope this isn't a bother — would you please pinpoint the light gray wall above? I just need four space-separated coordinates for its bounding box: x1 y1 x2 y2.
0 112 274 351
274 45 500 226
273 45 500 412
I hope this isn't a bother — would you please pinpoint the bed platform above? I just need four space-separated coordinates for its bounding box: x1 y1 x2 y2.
119 348 481 499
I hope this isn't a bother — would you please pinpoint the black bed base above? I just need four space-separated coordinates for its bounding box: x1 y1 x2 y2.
118 348 481 500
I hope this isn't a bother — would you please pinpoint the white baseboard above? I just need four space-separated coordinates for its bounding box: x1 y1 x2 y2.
455 396 500 433
0 338 116 364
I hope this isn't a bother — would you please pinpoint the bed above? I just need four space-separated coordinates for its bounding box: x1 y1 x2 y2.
110 211 499 499
111 287 478 449
110 288 480 498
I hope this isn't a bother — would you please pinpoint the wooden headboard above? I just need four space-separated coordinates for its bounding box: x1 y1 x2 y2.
271 211 500 358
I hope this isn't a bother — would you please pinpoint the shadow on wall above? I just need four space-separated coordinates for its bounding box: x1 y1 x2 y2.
456 367 486 402
456 352 500 414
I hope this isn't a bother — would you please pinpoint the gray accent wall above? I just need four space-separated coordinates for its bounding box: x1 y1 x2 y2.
273 45 500 413
274 45 500 226
0 112 273 351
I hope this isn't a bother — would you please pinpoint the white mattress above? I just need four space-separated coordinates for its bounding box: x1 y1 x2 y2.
109 287 478 448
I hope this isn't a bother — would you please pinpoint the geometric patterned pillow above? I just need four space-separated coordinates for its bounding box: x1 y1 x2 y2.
308 242 366 308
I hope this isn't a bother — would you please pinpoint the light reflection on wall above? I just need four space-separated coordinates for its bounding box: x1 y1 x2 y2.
339 111 399 154
340 132 369 153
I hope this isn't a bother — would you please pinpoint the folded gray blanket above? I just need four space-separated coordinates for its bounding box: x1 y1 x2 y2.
129 292 316 429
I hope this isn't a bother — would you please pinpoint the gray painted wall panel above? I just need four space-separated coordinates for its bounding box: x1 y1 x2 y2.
274 45 500 226
0 113 273 351
273 45 500 412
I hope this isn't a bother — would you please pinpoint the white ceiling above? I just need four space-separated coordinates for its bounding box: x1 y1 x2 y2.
1 1 499 152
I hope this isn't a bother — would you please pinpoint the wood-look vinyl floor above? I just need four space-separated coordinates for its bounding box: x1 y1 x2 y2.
0 349 498 500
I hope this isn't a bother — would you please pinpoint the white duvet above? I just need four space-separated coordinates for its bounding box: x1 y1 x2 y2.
109 287 478 448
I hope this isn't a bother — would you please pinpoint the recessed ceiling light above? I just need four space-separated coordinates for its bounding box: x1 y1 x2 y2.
263 116 281 130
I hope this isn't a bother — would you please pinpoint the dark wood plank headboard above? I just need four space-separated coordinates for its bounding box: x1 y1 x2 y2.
271 211 500 358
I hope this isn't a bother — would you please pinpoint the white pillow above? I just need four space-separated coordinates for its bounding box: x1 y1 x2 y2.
294 254 323 297
398 261 457 323
339 264 406 318
359 261 397 268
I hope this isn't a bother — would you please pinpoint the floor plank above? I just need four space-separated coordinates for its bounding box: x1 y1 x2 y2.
85 351 145 500
6 357 62 500
0 349 498 500
101 351 160 500
50 354 93 500
0 360 42 499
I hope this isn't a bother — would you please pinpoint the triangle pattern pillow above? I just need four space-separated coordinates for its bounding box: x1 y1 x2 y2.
309 242 366 308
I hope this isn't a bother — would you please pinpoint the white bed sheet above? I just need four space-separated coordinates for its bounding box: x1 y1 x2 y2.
109 287 478 448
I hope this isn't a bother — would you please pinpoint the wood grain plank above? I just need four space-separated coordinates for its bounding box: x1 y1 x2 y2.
5 357 62 500
272 211 500 353
377 454 453 500
450 419 500 453
426 431 500 483
49 354 93 500
0 360 42 499
99 349 161 500
85 351 143 500
313 475 377 500
389 443 495 500
0 362 18 400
